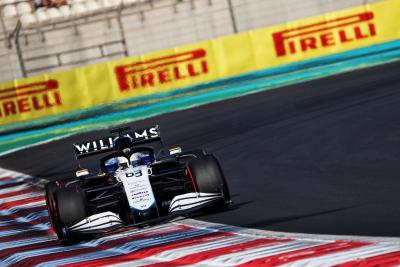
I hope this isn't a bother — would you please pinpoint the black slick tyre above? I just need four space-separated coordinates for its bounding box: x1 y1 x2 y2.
54 185 87 241
188 154 231 206
45 180 65 239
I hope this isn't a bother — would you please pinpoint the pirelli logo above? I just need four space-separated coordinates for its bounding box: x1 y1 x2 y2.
115 49 208 91
0 80 62 118
273 12 377 57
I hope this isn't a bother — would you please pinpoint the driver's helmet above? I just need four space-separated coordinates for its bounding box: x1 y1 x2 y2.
101 157 119 175
130 152 153 166
130 152 142 167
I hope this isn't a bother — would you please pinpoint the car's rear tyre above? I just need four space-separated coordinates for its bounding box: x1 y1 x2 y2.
188 154 231 207
54 185 87 242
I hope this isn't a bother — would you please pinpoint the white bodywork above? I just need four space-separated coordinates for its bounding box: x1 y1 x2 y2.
169 192 223 212
116 165 156 211
68 211 122 232
69 164 223 233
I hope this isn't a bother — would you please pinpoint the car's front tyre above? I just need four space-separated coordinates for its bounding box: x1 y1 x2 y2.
53 185 87 242
187 154 231 207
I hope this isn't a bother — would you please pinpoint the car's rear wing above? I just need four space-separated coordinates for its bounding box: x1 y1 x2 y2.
73 125 161 159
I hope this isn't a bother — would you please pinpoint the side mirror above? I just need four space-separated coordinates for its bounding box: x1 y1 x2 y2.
76 169 89 177
169 147 182 155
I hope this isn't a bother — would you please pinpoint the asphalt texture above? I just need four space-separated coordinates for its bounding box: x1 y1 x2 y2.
2 60 400 237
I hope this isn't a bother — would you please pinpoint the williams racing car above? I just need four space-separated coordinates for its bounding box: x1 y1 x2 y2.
45 125 231 242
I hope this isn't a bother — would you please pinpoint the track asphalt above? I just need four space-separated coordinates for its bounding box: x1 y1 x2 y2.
1 60 400 237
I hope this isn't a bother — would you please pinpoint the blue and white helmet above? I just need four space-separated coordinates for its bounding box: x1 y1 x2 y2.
102 157 119 175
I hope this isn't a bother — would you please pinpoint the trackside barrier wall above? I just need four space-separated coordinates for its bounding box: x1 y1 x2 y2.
0 0 399 129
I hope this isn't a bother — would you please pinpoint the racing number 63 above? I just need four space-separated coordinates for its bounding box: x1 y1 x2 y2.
126 170 143 178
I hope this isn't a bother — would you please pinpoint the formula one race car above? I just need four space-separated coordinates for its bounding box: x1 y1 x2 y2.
45 125 231 242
